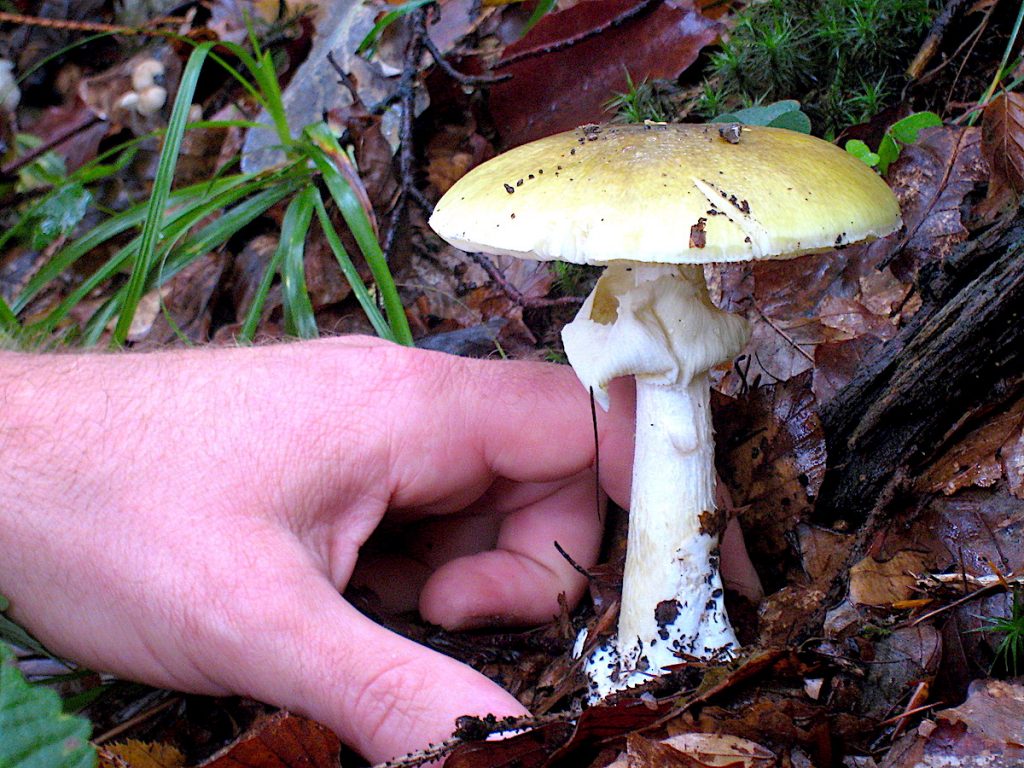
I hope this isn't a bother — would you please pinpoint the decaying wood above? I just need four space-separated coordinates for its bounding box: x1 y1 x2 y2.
814 221 1024 575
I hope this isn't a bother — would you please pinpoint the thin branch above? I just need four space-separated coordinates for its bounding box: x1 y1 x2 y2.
417 5 510 85
0 11 185 37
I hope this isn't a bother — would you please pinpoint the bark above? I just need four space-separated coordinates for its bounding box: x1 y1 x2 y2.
813 222 1024 558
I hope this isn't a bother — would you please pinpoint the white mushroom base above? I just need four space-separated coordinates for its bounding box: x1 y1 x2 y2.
560 263 747 700
582 376 737 699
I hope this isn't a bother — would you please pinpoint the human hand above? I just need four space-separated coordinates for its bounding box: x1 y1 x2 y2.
0 337 635 762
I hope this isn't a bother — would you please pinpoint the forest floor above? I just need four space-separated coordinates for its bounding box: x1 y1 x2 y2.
1 0 1023 766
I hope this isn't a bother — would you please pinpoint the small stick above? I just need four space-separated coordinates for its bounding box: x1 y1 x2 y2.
417 5 509 86
906 0 972 81
0 114 103 179
0 11 185 37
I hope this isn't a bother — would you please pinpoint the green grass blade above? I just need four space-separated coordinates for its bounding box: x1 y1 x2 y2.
313 190 393 341
277 186 318 339
238 241 287 345
0 295 19 335
522 0 558 36
85 177 304 344
112 41 216 346
305 123 413 346
26 173 281 335
80 295 121 347
159 177 306 284
357 0 434 56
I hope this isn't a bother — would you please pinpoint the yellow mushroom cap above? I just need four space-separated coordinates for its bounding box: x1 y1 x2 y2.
429 123 902 265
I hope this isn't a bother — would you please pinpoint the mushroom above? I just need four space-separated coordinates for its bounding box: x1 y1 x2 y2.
0 59 20 113
134 85 168 116
428 122 901 699
131 58 166 93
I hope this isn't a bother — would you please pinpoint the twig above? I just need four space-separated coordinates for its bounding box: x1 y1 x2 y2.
467 251 584 308
0 11 185 37
419 4 509 85
905 0 972 81
0 114 103 179
366 8 586 310
555 540 594 580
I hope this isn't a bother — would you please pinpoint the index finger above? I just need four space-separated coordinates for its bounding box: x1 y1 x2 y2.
355 342 636 513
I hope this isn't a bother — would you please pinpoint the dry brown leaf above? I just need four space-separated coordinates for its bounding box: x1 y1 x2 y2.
861 625 941 718
978 92 1024 218
849 551 929 607
715 374 826 586
625 733 704 767
887 126 988 281
199 711 340 768
882 679 1024 768
916 394 1024 497
100 740 184 768
661 733 776 767
714 245 904 398
487 0 721 147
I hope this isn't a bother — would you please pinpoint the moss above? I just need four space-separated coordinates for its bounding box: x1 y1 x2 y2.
699 0 939 136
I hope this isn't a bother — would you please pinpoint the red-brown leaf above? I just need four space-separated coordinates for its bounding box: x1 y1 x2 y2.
199 711 340 768
487 0 721 147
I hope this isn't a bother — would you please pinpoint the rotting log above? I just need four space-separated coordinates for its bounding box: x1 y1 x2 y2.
813 221 1024 557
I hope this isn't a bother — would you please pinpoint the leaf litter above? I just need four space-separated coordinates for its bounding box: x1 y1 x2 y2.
3 1 1024 767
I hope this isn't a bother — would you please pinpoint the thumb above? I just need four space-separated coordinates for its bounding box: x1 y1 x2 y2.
207 555 527 763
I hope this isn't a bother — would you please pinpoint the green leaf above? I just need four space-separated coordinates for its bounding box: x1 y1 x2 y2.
767 108 812 133
888 111 942 144
845 139 880 167
713 99 804 126
277 187 318 339
876 134 900 174
0 643 96 768
26 184 92 250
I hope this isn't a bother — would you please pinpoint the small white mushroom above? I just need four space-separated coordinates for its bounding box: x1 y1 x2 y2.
135 85 167 116
131 58 166 93
0 59 21 112
429 122 902 700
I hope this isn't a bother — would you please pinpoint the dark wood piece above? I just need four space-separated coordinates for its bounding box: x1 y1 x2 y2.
814 222 1024 568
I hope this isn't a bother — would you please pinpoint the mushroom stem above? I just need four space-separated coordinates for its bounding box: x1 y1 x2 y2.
562 263 749 699
613 373 736 681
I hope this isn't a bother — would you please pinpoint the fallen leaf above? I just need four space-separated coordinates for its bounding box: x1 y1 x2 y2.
885 126 988 282
794 524 849 584
487 0 721 147
916 394 1024 497
714 248 903 398
241 1 404 172
977 92 1024 219
135 252 230 346
860 625 941 719
100 740 184 768
715 374 827 587
660 733 776 767
882 679 1024 768
624 733 700 767
199 711 340 767
849 551 929 607
924 485 1024 583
